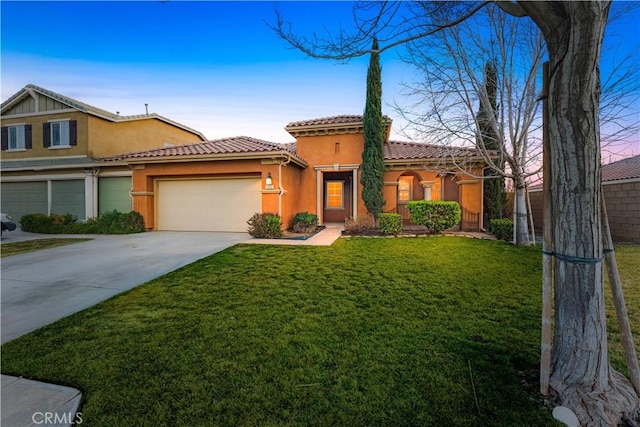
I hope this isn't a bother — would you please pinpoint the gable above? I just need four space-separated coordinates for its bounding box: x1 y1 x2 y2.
4 93 71 116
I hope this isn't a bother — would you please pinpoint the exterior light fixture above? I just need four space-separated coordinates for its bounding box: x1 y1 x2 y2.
265 172 274 190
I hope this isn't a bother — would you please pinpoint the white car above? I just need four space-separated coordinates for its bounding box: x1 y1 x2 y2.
1 213 17 234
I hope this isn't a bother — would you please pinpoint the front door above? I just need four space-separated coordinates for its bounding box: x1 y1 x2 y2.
323 172 352 222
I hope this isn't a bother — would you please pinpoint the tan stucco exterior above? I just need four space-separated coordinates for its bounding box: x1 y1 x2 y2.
127 128 487 231
87 116 204 158
1 111 89 159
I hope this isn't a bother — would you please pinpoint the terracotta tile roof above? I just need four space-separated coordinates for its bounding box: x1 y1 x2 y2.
285 114 392 128
602 154 640 182
385 140 481 160
286 115 365 128
104 136 304 163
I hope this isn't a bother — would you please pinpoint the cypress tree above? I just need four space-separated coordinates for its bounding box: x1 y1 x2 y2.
361 37 385 225
477 61 505 222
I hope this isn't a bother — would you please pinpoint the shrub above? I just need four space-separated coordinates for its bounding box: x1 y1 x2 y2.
19 213 52 232
343 214 374 235
291 212 319 233
247 212 283 238
489 218 514 241
407 201 461 234
19 211 145 234
378 213 403 236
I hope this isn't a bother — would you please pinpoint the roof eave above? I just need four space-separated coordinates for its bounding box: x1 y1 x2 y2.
121 150 308 168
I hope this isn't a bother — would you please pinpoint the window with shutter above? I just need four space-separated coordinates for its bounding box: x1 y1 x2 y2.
2 125 27 150
45 120 76 148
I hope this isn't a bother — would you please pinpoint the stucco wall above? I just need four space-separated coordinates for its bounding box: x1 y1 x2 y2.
130 158 304 230
1 111 89 159
295 133 367 221
529 180 640 244
87 116 204 158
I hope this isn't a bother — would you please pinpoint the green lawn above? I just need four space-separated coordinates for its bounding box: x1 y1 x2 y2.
0 238 93 257
2 237 637 426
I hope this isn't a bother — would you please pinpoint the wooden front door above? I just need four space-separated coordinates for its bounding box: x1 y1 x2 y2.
323 172 352 222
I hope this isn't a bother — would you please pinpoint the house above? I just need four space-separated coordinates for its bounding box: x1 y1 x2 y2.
0 84 207 222
528 154 640 244
105 115 486 232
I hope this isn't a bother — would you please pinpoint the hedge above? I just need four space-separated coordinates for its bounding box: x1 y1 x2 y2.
489 218 514 242
20 211 146 234
406 201 461 234
378 213 403 235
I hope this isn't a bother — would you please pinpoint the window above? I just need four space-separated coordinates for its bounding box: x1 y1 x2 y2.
43 120 77 148
51 121 70 147
326 181 344 208
1 124 31 151
8 125 25 150
398 176 412 203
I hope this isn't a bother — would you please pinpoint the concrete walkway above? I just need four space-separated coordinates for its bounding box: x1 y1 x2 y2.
0 225 343 427
244 222 344 246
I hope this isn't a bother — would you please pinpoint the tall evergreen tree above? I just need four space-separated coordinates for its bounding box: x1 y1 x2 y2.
477 61 506 223
361 37 385 225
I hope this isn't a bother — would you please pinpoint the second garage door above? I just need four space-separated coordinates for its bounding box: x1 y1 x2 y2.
157 178 261 232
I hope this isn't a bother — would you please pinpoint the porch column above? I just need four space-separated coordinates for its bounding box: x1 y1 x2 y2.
316 169 323 224
420 181 435 201
84 170 99 219
352 168 358 219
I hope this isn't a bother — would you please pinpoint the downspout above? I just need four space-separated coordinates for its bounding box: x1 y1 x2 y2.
277 155 292 218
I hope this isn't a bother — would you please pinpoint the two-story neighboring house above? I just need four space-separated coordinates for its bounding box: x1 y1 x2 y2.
1 84 206 222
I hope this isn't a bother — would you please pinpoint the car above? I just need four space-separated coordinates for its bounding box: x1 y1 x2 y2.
1 213 17 234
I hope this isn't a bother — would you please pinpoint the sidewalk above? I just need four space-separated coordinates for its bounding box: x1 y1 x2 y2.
1 375 82 427
0 224 344 427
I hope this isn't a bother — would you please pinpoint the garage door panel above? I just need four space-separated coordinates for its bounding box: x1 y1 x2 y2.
51 180 85 219
99 177 132 215
157 179 260 232
0 181 48 222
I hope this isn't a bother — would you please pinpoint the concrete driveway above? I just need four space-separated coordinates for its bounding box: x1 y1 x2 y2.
1 230 249 343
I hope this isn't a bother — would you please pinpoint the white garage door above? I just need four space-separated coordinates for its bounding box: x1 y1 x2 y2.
157 178 261 232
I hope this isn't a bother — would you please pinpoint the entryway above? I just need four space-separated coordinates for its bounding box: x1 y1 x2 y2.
322 171 353 223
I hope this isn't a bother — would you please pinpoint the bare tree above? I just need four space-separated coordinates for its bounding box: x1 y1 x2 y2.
273 1 640 424
393 5 543 245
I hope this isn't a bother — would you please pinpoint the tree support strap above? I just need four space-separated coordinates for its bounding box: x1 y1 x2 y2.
541 250 603 265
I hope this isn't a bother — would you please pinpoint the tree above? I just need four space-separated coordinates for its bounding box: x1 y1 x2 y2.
394 6 542 245
361 37 385 225
273 2 640 424
477 61 506 225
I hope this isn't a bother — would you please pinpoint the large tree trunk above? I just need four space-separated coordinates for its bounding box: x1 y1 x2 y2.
513 175 530 246
521 2 640 425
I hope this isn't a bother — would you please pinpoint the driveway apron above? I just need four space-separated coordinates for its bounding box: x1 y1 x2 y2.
1 231 248 344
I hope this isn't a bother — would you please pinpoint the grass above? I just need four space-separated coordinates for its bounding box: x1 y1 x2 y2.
0 238 93 257
1 237 637 426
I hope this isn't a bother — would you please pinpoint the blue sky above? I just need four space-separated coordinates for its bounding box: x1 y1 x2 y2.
1 1 639 154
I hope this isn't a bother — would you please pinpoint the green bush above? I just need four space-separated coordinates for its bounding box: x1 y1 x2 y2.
19 213 51 231
343 215 374 235
291 212 319 233
19 211 145 234
407 201 461 234
247 212 283 238
489 218 514 241
378 213 403 236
